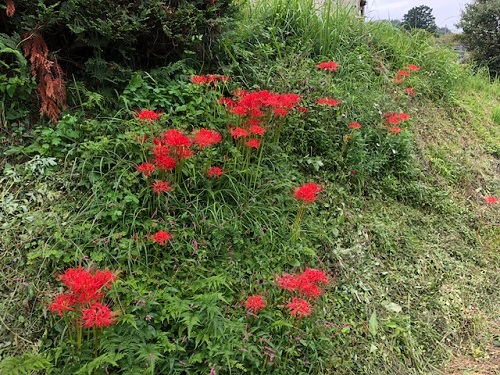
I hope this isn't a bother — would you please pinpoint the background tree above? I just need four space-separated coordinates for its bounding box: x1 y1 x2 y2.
458 0 500 77
402 5 438 34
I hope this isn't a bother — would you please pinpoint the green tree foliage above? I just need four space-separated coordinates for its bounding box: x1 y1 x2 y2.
0 0 234 84
402 5 438 34
458 0 500 77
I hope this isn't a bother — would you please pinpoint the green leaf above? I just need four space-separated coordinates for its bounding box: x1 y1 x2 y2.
369 311 378 337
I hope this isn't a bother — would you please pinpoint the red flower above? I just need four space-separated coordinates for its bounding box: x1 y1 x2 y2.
245 138 261 149
164 129 191 148
152 180 173 195
273 107 289 117
231 127 249 139
302 268 328 284
207 166 224 178
348 121 362 130
82 302 115 328
316 98 340 106
407 64 421 71
191 75 208 85
151 231 172 245
316 61 340 71
384 112 410 125
293 182 322 204
194 129 222 149
154 154 177 171
48 293 75 317
249 124 266 136
244 295 266 312
485 196 499 204
59 267 116 305
219 97 236 108
136 162 156 177
286 297 311 317
405 87 415 97
136 109 161 123
232 106 249 117
388 126 402 135
297 106 308 114
278 274 300 292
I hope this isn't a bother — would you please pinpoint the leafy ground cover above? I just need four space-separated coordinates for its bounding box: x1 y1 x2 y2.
1 0 499 373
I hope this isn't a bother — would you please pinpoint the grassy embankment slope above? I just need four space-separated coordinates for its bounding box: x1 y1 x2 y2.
1 0 499 373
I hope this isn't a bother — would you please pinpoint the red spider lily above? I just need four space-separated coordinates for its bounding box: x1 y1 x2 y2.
384 112 410 125
164 129 191 148
232 106 249 116
302 268 328 284
293 182 322 204
207 166 224 178
247 118 261 127
48 293 75 317
59 267 117 305
348 121 362 130
191 75 208 85
176 147 193 160
136 162 156 177
278 269 328 299
388 126 402 135
191 74 230 85
297 106 308 114
249 124 266 136
407 64 421 71
316 98 340 106
286 297 311 317
278 274 300 292
82 302 115 328
244 295 266 312
250 108 264 117
151 231 172 245
136 109 161 123
152 180 173 195
231 127 249 139
194 129 222 149
405 87 415 97
273 107 289 117
219 97 236 108
485 196 499 204
316 61 340 71
245 138 261 149
153 154 177 171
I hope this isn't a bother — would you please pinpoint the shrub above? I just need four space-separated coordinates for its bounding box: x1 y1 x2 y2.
458 0 500 77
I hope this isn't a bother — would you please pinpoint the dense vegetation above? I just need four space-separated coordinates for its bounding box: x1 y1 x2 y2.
1 0 499 374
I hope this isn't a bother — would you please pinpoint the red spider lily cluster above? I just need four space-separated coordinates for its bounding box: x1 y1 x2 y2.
293 182 322 204
48 267 117 328
316 61 340 72
191 74 230 86
278 268 329 317
219 89 302 144
485 195 499 204
244 295 266 313
394 64 420 100
383 112 410 135
135 126 223 188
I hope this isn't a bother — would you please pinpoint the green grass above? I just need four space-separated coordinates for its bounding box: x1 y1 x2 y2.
1 1 500 374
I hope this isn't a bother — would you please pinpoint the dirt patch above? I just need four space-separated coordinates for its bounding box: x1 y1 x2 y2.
443 319 500 375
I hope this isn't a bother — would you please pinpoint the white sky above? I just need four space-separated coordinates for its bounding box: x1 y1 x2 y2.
366 0 474 31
